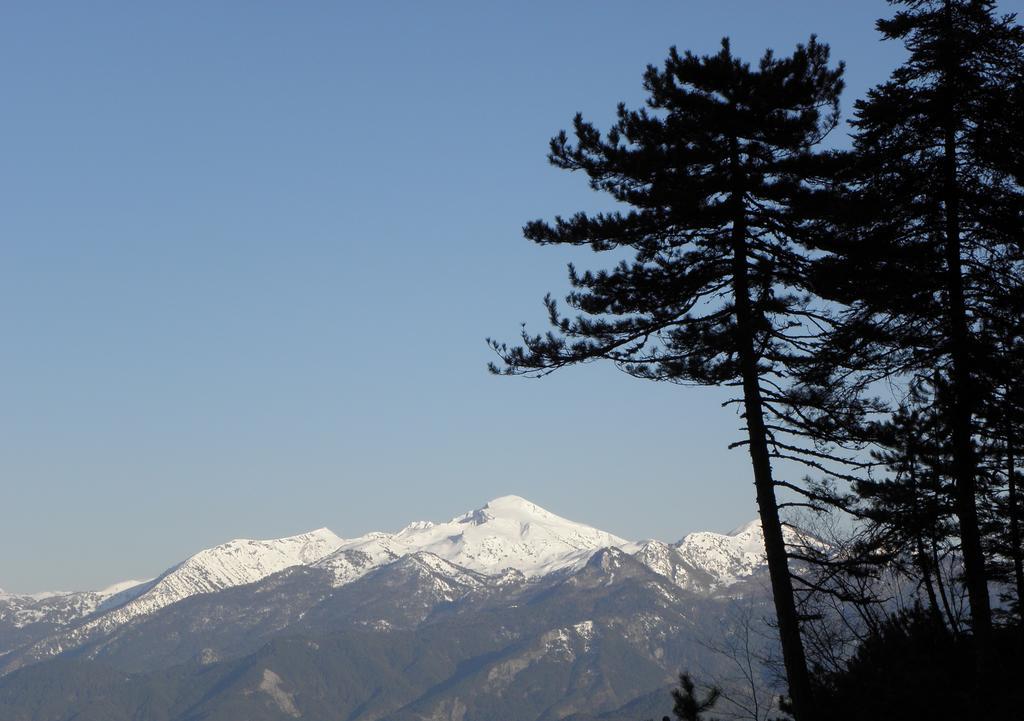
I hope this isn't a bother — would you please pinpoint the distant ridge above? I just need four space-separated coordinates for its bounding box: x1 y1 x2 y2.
3 495 776 605
0 495 807 721
1 496 782 673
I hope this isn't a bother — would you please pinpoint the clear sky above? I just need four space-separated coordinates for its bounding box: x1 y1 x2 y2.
4 1 1019 592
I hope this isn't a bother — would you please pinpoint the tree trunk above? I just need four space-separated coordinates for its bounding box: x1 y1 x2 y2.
728 138 816 721
1006 432 1024 622
931 530 960 634
940 0 992 643
916 534 942 619
909 460 942 618
942 138 991 644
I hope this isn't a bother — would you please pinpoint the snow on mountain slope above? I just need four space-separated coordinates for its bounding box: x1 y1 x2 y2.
314 495 627 586
7 528 346 665
2 531 345 671
9 499 776 623
106 528 344 623
313 546 397 587
0 580 152 632
3 498 812 677
626 540 699 590
6 497 795 672
383 551 491 602
673 518 802 586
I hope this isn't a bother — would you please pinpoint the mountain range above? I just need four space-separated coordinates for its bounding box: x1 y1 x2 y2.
0 496 788 721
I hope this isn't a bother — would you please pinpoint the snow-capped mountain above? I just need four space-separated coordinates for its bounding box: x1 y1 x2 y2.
1 496 793 675
0 495 818 721
315 495 627 587
1 497 784 632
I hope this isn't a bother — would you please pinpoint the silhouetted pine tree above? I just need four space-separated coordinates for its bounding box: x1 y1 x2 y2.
489 38 844 721
975 268 1024 621
671 674 721 721
643 675 720 721
811 0 1024 647
854 385 964 631
971 25 1024 621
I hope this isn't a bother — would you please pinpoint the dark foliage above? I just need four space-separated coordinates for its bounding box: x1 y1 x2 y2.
808 0 1024 645
809 607 1024 721
644 674 721 721
670 674 721 721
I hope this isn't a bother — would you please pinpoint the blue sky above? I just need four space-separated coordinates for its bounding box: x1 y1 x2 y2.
4 1 1017 592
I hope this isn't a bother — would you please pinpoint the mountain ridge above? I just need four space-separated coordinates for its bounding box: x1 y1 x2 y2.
1 496 785 675
2 495 770 598
0 496 801 720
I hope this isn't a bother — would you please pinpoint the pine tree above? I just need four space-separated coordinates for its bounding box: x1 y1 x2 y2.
975 268 1024 622
811 0 1024 647
489 38 844 721
671 674 720 721
853 386 964 631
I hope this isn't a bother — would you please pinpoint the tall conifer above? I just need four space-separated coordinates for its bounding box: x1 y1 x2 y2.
813 0 1024 646
489 39 844 721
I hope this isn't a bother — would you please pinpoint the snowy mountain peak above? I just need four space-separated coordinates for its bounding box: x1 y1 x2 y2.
398 521 436 534
314 496 627 585
479 495 556 519
2 501 809 675
727 518 763 537
451 495 561 525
